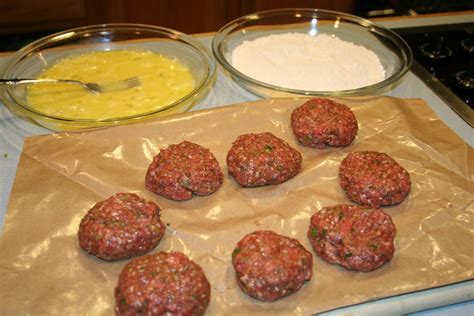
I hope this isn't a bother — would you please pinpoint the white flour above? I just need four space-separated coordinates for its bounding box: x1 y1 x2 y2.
231 33 385 91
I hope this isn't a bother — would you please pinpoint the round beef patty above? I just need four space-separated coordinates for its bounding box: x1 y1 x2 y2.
115 251 210 316
226 132 302 187
308 204 396 272
291 98 358 148
232 230 313 301
145 141 223 201
339 151 411 207
78 193 165 261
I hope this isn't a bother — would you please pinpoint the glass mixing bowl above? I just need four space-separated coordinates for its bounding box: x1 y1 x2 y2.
1 23 216 131
212 8 412 98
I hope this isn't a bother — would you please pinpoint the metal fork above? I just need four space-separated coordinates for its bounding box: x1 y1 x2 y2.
0 77 141 94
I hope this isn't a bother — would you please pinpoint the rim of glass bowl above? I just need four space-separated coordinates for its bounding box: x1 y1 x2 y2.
0 23 216 124
212 8 413 97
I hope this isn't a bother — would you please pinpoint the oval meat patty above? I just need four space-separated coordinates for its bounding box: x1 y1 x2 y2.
226 132 302 187
232 230 313 301
339 151 411 207
78 193 165 261
115 251 210 316
145 141 223 201
291 98 358 148
307 204 396 272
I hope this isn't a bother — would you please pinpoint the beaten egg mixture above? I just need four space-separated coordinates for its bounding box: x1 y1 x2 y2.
27 50 195 119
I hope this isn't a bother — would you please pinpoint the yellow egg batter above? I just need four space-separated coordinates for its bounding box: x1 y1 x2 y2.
27 50 195 120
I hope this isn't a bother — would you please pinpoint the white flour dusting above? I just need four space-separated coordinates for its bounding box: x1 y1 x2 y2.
231 33 385 91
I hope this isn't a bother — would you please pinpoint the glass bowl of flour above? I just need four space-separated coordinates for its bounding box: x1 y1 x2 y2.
212 8 412 98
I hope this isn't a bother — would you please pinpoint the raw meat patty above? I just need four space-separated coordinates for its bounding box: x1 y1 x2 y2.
308 204 396 272
115 251 210 316
232 230 313 301
146 141 223 201
339 151 411 207
226 132 302 187
78 193 165 261
291 98 358 148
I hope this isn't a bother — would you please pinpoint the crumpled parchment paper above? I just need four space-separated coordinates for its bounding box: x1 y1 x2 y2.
0 96 472 315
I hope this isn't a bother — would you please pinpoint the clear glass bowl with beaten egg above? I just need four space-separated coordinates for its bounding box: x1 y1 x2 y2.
1 23 216 131
212 8 412 98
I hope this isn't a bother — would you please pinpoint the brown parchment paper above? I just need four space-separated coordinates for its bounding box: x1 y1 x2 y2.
0 96 473 315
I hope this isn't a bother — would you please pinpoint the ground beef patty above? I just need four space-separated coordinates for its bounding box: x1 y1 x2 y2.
78 193 165 261
145 141 223 201
226 132 302 187
291 98 358 148
308 204 396 272
232 230 313 301
339 151 411 207
115 251 210 316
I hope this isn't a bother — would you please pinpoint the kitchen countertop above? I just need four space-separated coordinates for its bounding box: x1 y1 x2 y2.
0 12 473 316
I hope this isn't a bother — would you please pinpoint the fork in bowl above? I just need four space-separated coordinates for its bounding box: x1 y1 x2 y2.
0 76 141 94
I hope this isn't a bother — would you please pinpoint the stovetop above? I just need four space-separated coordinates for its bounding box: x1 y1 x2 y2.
394 23 474 127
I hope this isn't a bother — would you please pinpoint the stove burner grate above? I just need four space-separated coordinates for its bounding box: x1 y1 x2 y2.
394 23 474 127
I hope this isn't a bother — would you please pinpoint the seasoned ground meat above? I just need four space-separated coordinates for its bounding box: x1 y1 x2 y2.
115 251 210 316
145 141 223 201
232 230 313 301
307 204 396 272
226 132 302 187
291 98 358 148
78 193 165 261
339 151 411 207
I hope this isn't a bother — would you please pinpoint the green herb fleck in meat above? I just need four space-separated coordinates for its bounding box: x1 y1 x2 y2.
369 243 379 250
343 252 353 259
264 144 274 153
310 227 319 237
181 178 190 187
322 228 327 236
106 220 125 227
338 212 345 220
232 247 241 258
